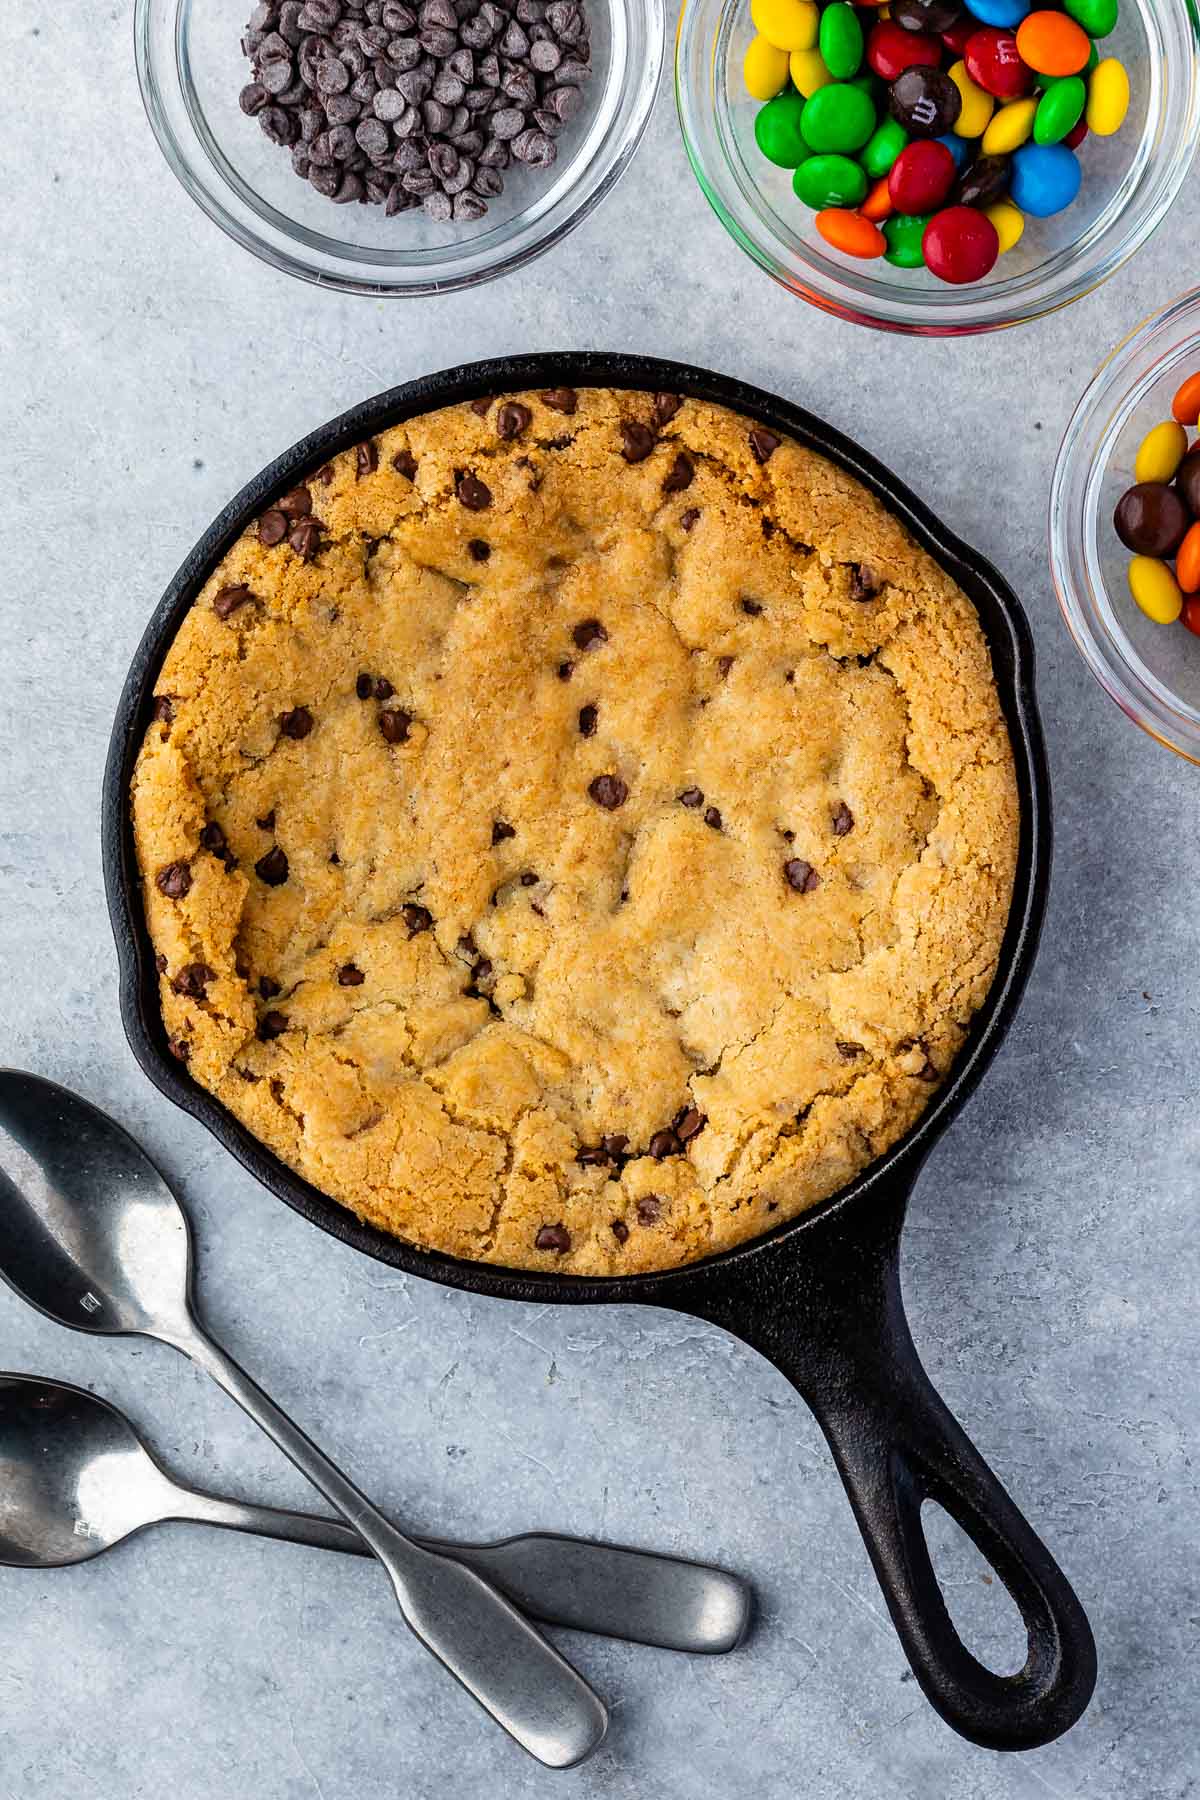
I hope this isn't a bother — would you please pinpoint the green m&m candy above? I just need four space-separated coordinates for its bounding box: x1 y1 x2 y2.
801 81 876 154
1034 74 1086 143
818 2 863 80
861 116 908 178
793 152 868 209
1064 0 1119 38
754 90 810 167
882 212 930 268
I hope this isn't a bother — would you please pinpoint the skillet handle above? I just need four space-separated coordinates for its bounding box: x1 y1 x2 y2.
682 1195 1096 1751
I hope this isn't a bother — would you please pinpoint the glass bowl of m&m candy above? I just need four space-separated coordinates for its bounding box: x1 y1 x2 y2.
1052 291 1200 765
675 0 1200 333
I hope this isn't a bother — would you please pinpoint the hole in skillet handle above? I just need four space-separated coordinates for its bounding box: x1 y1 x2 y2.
673 1177 1097 1753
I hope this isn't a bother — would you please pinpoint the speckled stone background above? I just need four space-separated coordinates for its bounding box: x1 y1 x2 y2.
3 6 1198 1797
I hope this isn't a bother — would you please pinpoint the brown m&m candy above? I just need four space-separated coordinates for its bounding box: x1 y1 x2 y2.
1113 483 1191 559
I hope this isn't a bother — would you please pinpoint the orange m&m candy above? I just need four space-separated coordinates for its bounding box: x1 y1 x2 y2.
1015 11 1091 78
1172 371 1200 427
860 176 893 222
815 207 886 258
1176 522 1200 595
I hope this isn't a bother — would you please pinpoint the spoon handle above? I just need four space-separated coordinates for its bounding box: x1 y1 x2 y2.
179 1325 607 1767
173 1486 750 1653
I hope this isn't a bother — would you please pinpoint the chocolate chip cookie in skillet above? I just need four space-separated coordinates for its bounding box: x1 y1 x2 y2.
130 387 1017 1277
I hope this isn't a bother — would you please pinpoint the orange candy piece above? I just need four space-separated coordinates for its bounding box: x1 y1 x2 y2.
1172 372 1200 426
815 207 886 258
1176 522 1200 594
860 176 893 222
1015 11 1091 77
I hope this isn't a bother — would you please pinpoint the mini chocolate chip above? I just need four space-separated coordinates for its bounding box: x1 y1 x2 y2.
717 655 734 678
496 401 532 440
356 673 375 700
653 393 681 427
680 508 700 532
673 1106 704 1143
602 1133 629 1158
259 976 281 999
703 806 722 831
168 1036 191 1062
402 902 433 933
749 428 780 464
468 539 491 561
611 1219 630 1245
578 703 597 737
338 963 365 986
556 660 574 680
379 708 412 744
740 598 763 616
152 695 176 725
588 773 628 810
172 962 215 1000
784 858 820 893
576 1144 609 1166
374 677 394 701
648 1129 679 1160
837 1041 863 1060
256 810 276 831
636 1195 662 1225
572 618 607 651
255 847 290 886
662 452 693 494
258 509 288 546
832 801 854 837
520 871 539 887
849 563 879 602
156 861 192 899
457 472 492 510
535 1222 571 1253
678 787 704 808
539 387 577 414
199 821 228 857
470 397 493 416
258 1010 288 1041
279 486 312 519
155 953 168 974
356 440 379 479
280 706 314 739
289 518 321 561
469 955 494 992
492 819 516 843
620 420 655 464
392 448 418 479
213 583 254 619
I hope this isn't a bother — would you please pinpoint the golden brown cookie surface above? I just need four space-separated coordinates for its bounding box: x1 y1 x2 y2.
132 388 1018 1275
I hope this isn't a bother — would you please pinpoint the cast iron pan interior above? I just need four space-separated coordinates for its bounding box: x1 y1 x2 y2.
102 353 1095 1752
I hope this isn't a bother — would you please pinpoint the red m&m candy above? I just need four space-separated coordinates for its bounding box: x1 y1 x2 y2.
922 205 1000 283
940 19 974 56
964 28 1031 101
866 20 941 82
888 140 956 215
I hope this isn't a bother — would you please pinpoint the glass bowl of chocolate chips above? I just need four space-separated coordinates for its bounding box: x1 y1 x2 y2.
135 0 662 293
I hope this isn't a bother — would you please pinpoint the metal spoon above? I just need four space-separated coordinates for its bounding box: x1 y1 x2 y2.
0 1070 606 1768
0 1373 750 1654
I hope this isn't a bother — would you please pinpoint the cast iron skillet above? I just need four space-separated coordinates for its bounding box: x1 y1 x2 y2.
102 353 1095 1752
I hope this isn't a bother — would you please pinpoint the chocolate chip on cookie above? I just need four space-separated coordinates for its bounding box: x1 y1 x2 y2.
470 399 493 417
849 563 879 602
703 806 722 831
337 963 365 986
392 449 418 480
402 902 433 934
832 802 855 837
172 962 215 1000
556 660 574 681
255 847 290 886
783 858 820 893
572 618 607 651
520 871 539 886
491 819 516 844
356 673 375 699
355 441 379 480
680 508 701 532
653 393 681 427
619 421 655 464
468 539 491 562
648 1128 679 1160
496 401 532 441
379 708 412 744
257 1010 288 1041
457 472 492 511
156 861 192 899
662 452 694 494
535 1222 571 1253
256 810 276 831
588 773 627 810
258 510 288 546
167 1035 191 1062
539 387 577 414
678 787 703 808
740 598 763 616
213 583 253 620
837 1041 863 1060
673 1106 705 1143
749 428 780 464
279 486 312 520
259 976 281 999
373 677 394 701
635 1195 662 1224
280 706 314 739
289 518 322 561
152 695 176 725
611 1219 630 1245
577 704 598 737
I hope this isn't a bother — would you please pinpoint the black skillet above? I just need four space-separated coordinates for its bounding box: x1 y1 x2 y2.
102 353 1095 1752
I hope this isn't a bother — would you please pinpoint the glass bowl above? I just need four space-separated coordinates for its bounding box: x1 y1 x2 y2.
135 0 663 295
675 0 1200 335
1051 287 1200 765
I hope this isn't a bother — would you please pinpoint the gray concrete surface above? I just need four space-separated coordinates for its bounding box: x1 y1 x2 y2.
3 7 1199 1798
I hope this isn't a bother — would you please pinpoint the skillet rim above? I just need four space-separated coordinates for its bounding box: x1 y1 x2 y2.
101 351 1051 1306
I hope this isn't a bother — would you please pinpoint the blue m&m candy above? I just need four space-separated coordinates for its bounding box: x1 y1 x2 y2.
961 0 1031 25
1009 142 1082 216
937 133 970 171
